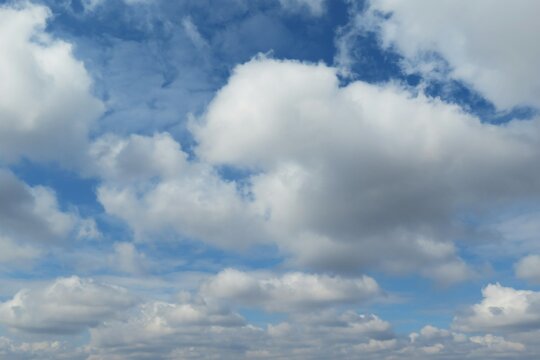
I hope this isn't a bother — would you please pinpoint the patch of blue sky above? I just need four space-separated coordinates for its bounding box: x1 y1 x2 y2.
10 160 100 216
369 272 484 334
237 308 287 329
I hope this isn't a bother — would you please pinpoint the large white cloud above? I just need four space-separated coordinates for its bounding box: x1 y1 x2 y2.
362 0 540 109
192 57 540 278
453 283 540 333
0 276 136 334
0 3 103 166
92 57 540 281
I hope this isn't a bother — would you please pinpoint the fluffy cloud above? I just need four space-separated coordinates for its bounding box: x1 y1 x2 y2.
0 169 98 245
453 283 540 333
0 3 103 166
88 298 251 359
0 277 136 334
93 133 266 249
363 0 540 109
193 57 540 278
88 297 395 360
200 268 381 311
93 58 540 281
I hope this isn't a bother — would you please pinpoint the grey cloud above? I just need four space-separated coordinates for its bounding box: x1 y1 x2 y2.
0 169 95 245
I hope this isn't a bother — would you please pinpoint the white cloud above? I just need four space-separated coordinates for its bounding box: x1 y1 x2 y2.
110 242 149 275
363 0 540 109
0 337 80 360
192 57 540 279
469 334 525 353
93 133 267 249
453 283 540 333
200 268 381 311
88 298 251 359
88 297 396 359
0 236 41 267
405 325 526 359
91 57 540 281
0 276 136 334
0 3 103 166
515 255 540 284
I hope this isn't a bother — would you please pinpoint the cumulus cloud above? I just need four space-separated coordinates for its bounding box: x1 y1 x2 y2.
88 298 250 359
453 283 540 333
200 268 381 311
88 296 396 360
0 169 98 245
362 0 540 109
0 3 103 166
0 276 136 334
192 57 540 278
90 57 540 282
92 133 266 249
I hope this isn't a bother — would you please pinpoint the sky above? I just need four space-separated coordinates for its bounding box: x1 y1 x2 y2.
0 0 540 359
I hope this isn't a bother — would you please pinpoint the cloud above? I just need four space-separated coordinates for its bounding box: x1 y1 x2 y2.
88 296 396 359
182 17 209 51
91 57 540 282
0 337 80 360
362 0 540 109
0 276 136 334
200 268 381 311
515 255 540 284
404 325 526 359
0 3 103 166
93 133 266 249
453 283 540 333
0 236 41 267
110 242 149 275
88 297 251 359
0 169 98 245
192 57 540 278
278 0 327 16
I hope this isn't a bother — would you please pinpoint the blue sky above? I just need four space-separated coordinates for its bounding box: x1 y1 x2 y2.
1 0 540 359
